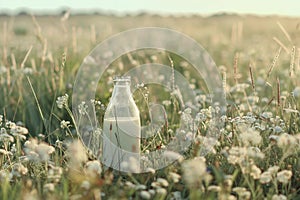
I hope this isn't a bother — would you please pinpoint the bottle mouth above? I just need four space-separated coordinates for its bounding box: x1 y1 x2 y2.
113 76 131 85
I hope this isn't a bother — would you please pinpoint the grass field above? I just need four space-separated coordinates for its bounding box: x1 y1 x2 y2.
0 13 300 199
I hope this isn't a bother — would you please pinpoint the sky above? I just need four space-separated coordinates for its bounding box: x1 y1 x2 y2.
0 0 300 17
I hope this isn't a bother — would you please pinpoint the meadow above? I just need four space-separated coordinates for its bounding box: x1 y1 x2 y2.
0 12 300 199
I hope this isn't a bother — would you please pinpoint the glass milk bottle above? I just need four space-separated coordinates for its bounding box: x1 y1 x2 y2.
102 76 141 172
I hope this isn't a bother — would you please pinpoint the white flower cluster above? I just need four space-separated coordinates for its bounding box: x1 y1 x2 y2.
0 120 28 143
182 157 210 189
56 94 69 109
24 139 55 162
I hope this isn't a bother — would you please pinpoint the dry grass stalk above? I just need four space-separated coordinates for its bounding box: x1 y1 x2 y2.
237 21 243 42
233 52 239 84
267 47 282 78
273 37 289 54
168 55 175 91
30 58 37 72
90 24 96 44
277 77 280 107
72 26 77 53
222 70 227 99
31 14 44 44
249 63 255 91
21 46 33 69
296 48 300 72
2 21 8 65
289 46 295 77
41 39 48 68
277 21 292 43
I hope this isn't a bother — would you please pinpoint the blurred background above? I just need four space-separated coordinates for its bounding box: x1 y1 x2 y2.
0 1 299 138
1 0 300 17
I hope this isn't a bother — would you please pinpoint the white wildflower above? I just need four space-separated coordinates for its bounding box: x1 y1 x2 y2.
48 166 63 182
11 163 28 177
261 111 273 119
272 194 287 200
182 157 207 188
43 183 55 192
233 187 247 194
80 180 91 190
56 94 69 109
250 164 261 179
292 86 300 98
259 171 272 184
227 147 247 164
60 120 70 129
277 133 297 150
269 135 279 142
66 140 88 168
277 170 292 184
0 149 12 156
267 166 280 175
146 167 155 174
120 156 140 173
85 160 102 178
140 191 151 200
233 187 251 200
162 100 171 106
156 188 167 196
163 151 184 162
238 124 262 146
169 172 181 183
0 66 7 75
247 147 265 159
23 67 33 75
0 132 14 143
273 126 283 133
78 101 88 115
157 178 169 187
207 185 221 192
35 142 55 161
125 181 135 188
151 181 160 189
171 191 182 199
10 125 28 140
230 83 250 92
0 170 12 182
240 191 251 200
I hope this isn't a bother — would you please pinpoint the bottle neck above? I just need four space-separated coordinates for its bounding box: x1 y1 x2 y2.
111 84 132 99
